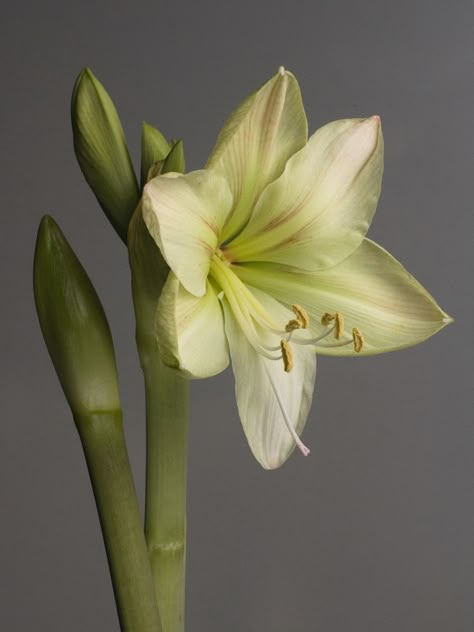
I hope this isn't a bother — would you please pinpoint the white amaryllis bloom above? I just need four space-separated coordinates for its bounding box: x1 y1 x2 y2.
141 67 451 469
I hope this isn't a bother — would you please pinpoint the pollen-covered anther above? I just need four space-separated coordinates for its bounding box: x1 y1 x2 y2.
292 304 309 328
334 312 344 340
352 327 364 353
285 319 302 333
320 311 344 339
280 339 294 373
321 312 335 326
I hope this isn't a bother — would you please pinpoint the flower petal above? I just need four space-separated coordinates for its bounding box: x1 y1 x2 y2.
227 117 383 271
207 68 308 243
234 239 452 356
156 272 229 378
222 290 316 469
142 170 233 296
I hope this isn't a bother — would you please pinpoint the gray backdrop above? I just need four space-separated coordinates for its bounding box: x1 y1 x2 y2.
1 1 472 630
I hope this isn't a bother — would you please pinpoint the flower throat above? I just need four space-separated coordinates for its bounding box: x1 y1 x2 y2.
209 253 364 373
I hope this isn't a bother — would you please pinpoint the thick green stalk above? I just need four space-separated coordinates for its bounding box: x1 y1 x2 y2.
128 197 189 631
142 359 189 632
75 410 162 632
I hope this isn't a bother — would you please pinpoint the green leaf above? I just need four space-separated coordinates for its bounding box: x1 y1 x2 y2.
71 68 139 243
34 215 121 415
162 139 186 174
141 122 170 188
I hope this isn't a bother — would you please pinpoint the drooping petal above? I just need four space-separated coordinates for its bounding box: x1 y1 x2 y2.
227 117 383 271
207 68 308 243
156 272 229 378
142 170 233 297
234 239 452 356
222 290 316 469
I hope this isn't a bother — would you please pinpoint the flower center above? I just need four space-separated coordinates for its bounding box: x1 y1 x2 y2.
210 254 364 363
209 254 364 457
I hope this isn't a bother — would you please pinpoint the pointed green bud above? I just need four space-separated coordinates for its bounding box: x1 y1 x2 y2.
140 122 170 188
162 139 186 174
71 68 139 243
34 216 121 416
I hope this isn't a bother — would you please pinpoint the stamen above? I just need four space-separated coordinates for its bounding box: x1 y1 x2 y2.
263 363 311 457
292 304 309 328
295 311 365 353
352 327 364 353
314 339 352 350
210 257 284 361
311 329 365 352
289 324 336 346
285 319 301 333
321 312 344 339
210 253 365 371
334 313 344 340
321 312 335 326
321 312 335 327
280 340 294 372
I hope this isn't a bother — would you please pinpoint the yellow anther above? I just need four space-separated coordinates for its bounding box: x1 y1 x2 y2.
292 304 309 329
321 312 344 339
352 327 364 353
321 312 335 326
334 313 344 340
285 319 301 333
280 339 294 373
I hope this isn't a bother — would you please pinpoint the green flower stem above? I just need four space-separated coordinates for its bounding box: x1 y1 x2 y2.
75 410 162 632
143 358 189 632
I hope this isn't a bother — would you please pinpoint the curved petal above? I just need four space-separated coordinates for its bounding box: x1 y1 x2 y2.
207 68 308 243
142 170 233 296
227 117 383 271
223 290 316 469
156 272 229 378
234 239 452 356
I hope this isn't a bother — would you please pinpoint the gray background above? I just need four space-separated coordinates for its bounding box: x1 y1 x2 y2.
1 1 472 630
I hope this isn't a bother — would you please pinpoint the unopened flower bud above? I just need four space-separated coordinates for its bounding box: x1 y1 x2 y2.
34 216 121 416
71 68 139 243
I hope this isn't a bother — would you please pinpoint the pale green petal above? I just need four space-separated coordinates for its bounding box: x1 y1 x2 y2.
223 290 316 469
234 239 452 356
227 117 383 271
142 170 233 297
207 68 308 243
156 272 229 378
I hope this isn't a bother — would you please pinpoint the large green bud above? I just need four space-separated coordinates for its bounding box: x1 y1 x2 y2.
34 216 120 416
71 68 139 243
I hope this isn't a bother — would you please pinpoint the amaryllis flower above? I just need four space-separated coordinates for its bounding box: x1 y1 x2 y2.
140 67 451 469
